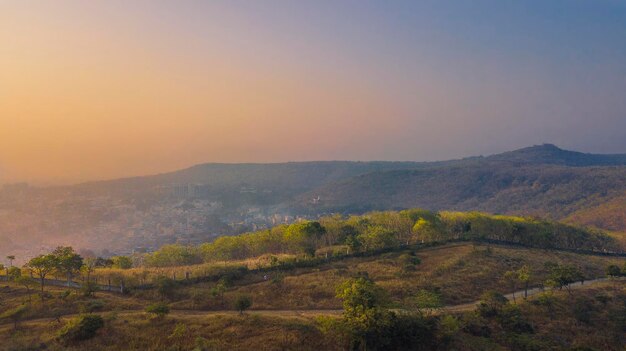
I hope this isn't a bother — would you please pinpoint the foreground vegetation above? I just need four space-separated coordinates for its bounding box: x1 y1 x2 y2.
2 209 626 350
1 272 624 350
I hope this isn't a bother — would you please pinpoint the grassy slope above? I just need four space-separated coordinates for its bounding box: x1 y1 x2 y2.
169 243 625 310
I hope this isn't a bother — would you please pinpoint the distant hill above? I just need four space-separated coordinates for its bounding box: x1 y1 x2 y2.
486 143 626 166
2 144 626 260
289 145 626 229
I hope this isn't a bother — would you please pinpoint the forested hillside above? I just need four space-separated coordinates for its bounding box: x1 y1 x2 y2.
2 144 625 262
293 163 626 223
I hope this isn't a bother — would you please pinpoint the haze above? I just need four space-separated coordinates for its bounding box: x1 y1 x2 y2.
1 0 626 184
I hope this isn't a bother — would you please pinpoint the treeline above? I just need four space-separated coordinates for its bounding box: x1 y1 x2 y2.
143 209 619 267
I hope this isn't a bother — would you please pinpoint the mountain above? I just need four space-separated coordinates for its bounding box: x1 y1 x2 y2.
485 143 626 166
290 144 626 227
2 144 626 260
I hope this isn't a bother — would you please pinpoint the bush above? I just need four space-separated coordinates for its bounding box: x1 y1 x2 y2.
146 302 170 318
606 265 621 277
56 314 104 345
80 299 105 313
234 295 252 314
477 291 508 317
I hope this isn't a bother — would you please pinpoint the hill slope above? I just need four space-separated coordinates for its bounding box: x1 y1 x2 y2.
291 146 626 226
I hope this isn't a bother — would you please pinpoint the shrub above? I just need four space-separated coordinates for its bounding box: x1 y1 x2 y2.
56 314 104 345
234 295 252 315
477 291 508 317
146 302 170 319
606 264 621 277
80 299 105 313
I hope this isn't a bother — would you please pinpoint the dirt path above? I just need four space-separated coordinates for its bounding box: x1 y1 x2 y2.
442 277 613 313
4 277 619 329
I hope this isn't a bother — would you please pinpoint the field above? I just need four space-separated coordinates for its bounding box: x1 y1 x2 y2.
2 242 625 350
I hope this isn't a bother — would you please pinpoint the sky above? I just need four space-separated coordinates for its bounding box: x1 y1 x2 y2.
1 0 626 184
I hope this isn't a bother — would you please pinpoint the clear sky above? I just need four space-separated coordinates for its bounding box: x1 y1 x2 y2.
1 0 626 184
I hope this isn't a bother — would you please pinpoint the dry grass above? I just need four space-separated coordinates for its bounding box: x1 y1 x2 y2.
171 243 625 309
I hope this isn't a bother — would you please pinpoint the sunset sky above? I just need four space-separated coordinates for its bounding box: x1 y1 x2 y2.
1 0 626 184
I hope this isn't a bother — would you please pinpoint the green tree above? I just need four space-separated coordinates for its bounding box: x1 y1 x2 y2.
284 221 326 256
412 218 441 243
210 279 228 307
545 264 584 295
234 295 252 315
502 271 518 303
6 255 15 267
81 257 97 282
606 264 621 277
26 254 58 299
477 291 509 317
336 276 387 317
606 264 622 289
517 265 531 299
111 256 133 269
408 289 442 316
7 266 21 281
334 276 430 350
357 225 397 251
53 247 83 288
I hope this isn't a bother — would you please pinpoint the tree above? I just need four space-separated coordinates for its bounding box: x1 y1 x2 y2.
210 279 228 307
606 264 621 278
606 264 622 290
111 256 133 269
408 289 442 316
412 218 441 243
6 255 15 267
15 276 36 303
26 254 58 299
234 295 252 315
502 271 518 303
357 225 397 251
53 247 83 288
7 266 21 281
477 291 508 317
545 264 584 295
517 265 531 299
284 221 326 256
336 276 387 317
81 257 98 283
